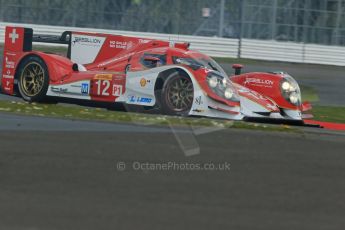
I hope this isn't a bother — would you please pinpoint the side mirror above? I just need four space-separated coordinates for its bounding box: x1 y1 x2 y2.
232 64 243 75
72 63 87 72
72 63 79 72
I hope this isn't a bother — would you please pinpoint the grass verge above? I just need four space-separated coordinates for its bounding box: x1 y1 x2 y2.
299 85 345 124
300 85 319 102
310 106 345 123
0 100 296 132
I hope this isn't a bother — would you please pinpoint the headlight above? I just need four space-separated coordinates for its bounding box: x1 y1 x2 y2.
281 81 291 91
207 73 239 102
280 74 301 106
222 78 227 87
281 81 296 92
224 88 234 99
208 76 218 88
289 92 299 104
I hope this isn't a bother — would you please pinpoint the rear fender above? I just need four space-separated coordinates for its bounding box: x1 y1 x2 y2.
31 52 74 83
10 52 73 96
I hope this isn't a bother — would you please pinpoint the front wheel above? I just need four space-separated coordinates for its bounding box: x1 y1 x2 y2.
160 72 194 116
17 55 49 102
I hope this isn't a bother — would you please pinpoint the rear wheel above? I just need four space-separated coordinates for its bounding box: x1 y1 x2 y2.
160 72 194 116
17 56 49 102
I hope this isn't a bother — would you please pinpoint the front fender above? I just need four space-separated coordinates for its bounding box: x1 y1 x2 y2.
231 72 298 110
124 65 243 120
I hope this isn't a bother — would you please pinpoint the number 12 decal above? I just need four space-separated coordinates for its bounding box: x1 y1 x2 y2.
95 80 110 96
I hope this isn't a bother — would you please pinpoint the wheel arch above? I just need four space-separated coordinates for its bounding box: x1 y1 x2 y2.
15 54 51 102
153 66 199 115
154 67 192 94
13 53 48 94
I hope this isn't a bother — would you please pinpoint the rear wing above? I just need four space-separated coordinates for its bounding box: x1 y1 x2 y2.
33 31 72 56
3 27 71 54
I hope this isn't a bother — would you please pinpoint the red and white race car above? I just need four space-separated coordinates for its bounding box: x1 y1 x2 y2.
1 26 311 122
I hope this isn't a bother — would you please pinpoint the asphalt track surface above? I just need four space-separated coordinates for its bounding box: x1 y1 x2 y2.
1 113 345 230
1 47 345 229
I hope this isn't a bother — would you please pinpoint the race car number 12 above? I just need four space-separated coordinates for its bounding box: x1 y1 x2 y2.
95 80 110 96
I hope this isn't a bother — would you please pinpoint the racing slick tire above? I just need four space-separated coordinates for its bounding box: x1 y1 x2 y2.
17 55 50 102
160 72 194 116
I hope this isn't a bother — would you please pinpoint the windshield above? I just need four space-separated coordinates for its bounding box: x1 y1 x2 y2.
172 56 227 76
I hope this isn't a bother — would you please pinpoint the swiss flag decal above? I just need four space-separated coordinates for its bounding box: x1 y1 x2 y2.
8 28 19 44
4 27 25 52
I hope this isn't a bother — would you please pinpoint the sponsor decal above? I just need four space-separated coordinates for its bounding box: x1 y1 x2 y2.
192 109 205 113
72 36 102 46
140 78 151 87
9 29 19 44
109 40 134 50
5 56 15 69
51 87 68 93
244 78 274 86
140 78 146 87
112 84 123 96
5 52 16 56
3 80 12 91
70 34 106 64
139 39 151 44
94 74 112 80
127 41 134 50
138 97 152 103
128 95 152 104
2 75 14 79
195 96 203 105
128 95 136 103
81 83 89 94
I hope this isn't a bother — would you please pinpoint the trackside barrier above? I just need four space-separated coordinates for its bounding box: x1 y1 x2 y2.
1 22 345 66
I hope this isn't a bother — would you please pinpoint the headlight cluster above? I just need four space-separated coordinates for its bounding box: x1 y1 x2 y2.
207 73 239 101
280 74 301 106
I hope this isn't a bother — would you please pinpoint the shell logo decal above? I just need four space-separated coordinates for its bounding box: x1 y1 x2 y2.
140 78 147 87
